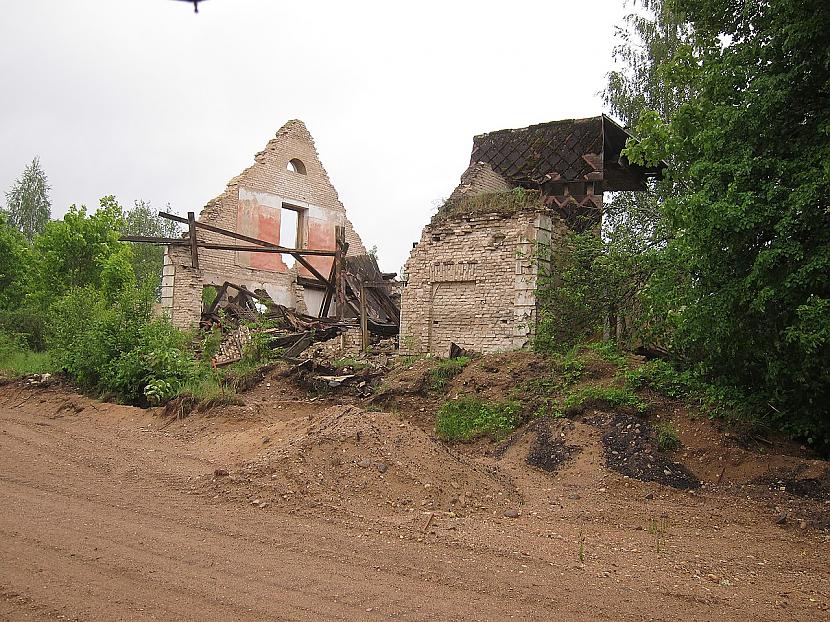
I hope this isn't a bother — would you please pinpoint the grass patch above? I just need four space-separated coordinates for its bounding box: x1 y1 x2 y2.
624 360 750 424
654 421 681 451
510 375 565 420
0 349 53 376
509 347 590 418
428 356 471 391
219 358 273 392
586 340 628 368
178 375 241 409
563 385 649 414
433 187 543 223
396 353 426 368
436 395 520 442
0 331 54 376
624 359 692 398
549 345 585 385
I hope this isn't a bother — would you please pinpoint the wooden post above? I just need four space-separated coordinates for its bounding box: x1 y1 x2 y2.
319 259 337 318
359 281 369 351
187 211 200 270
334 225 346 321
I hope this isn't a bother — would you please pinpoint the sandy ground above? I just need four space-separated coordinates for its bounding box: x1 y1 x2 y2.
0 380 828 621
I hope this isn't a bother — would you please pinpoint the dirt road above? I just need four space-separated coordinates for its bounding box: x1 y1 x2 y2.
0 382 827 621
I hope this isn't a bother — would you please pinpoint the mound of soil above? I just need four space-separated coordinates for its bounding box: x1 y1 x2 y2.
600 413 701 489
449 352 546 402
200 405 518 517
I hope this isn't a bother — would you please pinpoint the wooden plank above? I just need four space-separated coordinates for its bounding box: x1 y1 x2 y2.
198 243 334 256
206 282 229 316
158 212 333 256
334 226 346 320
359 281 369 351
119 235 188 245
318 259 337 318
159 211 337 290
120 236 335 257
281 332 314 358
297 276 328 290
188 211 200 270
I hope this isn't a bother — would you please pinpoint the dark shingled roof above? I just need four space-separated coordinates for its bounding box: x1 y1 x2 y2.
469 115 662 190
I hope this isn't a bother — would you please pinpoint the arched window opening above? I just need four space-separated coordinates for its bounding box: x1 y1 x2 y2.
287 158 306 174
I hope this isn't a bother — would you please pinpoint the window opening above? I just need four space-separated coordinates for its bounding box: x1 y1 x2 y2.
279 205 302 268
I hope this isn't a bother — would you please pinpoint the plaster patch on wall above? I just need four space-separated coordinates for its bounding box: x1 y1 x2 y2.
237 187 287 272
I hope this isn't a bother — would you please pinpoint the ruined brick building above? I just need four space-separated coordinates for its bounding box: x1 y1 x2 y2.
400 115 660 355
162 120 367 327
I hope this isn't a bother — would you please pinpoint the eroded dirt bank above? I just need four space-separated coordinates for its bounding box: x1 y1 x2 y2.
0 380 828 621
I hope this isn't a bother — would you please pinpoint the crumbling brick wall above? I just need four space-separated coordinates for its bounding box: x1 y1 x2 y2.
400 210 554 355
164 120 366 328
446 162 512 203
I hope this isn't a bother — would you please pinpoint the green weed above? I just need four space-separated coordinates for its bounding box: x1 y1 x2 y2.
647 516 669 554
563 385 648 413
0 331 54 376
550 345 586 385
654 421 681 451
178 375 241 409
586 340 628 368
435 395 520 442
624 359 692 398
428 356 471 391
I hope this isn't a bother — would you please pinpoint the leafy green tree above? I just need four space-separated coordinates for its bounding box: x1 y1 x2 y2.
0 213 28 309
122 200 181 295
0 213 45 348
626 0 830 445
604 0 695 126
536 0 698 349
3 157 51 242
29 196 130 306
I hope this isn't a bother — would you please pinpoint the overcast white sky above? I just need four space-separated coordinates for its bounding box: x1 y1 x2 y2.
0 0 627 272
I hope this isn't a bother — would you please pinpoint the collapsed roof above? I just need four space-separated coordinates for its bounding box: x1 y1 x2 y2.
468 114 663 192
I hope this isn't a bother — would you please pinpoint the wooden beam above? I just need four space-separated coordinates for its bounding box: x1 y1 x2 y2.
119 235 188 245
318 259 337 318
159 211 302 253
158 211 336 289
119 235 334 256
334 226 346 321
188 211 199 270
198 243 334 255
359 281 369 351
206 282 230 316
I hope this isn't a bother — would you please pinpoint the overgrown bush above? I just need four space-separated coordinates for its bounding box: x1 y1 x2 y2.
435 395 520 442
624 359 692 398
47 284 208 404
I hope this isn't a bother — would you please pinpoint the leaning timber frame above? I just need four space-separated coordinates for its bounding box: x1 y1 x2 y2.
120 211 350 320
